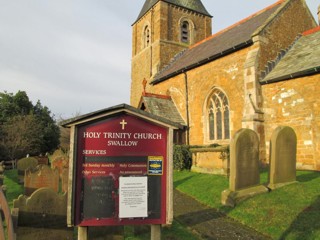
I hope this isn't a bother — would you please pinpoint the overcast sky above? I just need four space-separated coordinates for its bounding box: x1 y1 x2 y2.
0 0 318 119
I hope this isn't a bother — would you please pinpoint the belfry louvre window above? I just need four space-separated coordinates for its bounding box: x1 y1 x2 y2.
181 21 189 43
208 89 230 140
144 26 150 48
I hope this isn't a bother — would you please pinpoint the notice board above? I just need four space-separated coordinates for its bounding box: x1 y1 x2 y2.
70 111 172 226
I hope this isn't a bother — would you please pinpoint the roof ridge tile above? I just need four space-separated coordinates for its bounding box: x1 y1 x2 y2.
303 26 320 36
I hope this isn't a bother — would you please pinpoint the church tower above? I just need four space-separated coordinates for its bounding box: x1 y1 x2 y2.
130 0 212 106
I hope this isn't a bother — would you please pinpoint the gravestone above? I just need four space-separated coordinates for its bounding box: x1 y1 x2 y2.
35 156 49 165
24 165 59 196
221 128 268 207
268 126 297 189
51 156 68 178
13 188 73 240
17 157 38 184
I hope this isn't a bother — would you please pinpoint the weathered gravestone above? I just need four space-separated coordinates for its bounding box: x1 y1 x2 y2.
51 153 69 193
35 156 49 165
51 156 68 178
17 157 38 184
13 188 73 240
268 126 297 190
221 128 268 207
24 165 59 196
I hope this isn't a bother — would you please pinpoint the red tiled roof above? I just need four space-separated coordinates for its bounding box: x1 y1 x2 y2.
302 26 320 36
152 0 284 84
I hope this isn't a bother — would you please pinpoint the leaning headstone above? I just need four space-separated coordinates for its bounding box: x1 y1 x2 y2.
268 126 297 190
24 165 59 196
17 157 38 184
13 188 73 240
221 128 268 207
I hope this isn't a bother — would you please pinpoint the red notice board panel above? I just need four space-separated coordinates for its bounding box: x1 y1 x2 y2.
73 113 168 226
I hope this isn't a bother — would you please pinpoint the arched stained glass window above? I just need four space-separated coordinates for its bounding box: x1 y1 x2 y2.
207 89 230 140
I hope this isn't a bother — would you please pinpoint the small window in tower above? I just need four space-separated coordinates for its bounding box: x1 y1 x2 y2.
144 26 150 48
181 21 189 43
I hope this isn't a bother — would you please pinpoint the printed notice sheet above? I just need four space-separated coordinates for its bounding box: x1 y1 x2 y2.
119 176 148 218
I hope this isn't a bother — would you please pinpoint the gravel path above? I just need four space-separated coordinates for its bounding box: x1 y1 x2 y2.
173 189 272 240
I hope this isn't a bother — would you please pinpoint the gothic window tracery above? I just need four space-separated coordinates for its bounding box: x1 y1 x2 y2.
207 89 230 140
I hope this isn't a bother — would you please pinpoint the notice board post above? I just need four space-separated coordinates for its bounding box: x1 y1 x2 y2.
62 104 183 239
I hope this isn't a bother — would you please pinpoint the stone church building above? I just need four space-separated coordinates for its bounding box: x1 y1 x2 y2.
130 0 320 171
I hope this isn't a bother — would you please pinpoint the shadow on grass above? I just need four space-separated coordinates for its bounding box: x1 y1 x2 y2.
173 174 194 188
173 189 271 240
280 196 320 240
4 169 19 183
297 171 320 182
176 208 224 226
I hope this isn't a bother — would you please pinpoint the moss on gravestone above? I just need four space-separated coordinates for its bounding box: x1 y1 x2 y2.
17 157 38 171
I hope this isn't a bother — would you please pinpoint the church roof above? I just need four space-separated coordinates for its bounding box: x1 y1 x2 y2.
151 0 284 84
135 0 211 23
260 27 320 84
61 103 185 129
139 94 186 126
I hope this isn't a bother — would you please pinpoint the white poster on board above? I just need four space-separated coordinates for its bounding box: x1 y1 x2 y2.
119 176 148 218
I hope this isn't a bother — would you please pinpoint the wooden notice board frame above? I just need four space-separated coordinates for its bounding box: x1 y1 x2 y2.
62 104 183 227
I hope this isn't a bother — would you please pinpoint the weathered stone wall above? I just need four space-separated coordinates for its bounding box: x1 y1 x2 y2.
262 74 320 170
131 0 319 171
151 48 248 146
257 0 317 75
131 1 212 106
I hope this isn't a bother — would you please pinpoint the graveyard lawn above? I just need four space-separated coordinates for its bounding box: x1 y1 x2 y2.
4 169 320 239
4 169 23 208
174 170 320 240
3 169 199 240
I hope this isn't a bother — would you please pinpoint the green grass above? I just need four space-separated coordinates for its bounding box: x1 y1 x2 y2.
174 170 320 240
174 169 229 209
3 169 200 240
4 169 320 239
3 169 24 208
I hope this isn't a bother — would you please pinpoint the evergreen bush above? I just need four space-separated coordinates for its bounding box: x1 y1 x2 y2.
173 145 192 170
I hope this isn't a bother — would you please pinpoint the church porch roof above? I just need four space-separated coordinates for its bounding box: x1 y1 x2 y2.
261 27 320 84
139 93 186 126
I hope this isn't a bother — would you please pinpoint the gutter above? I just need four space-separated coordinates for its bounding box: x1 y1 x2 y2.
261 66 320 85
184 72 190 145
151 40 253 85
